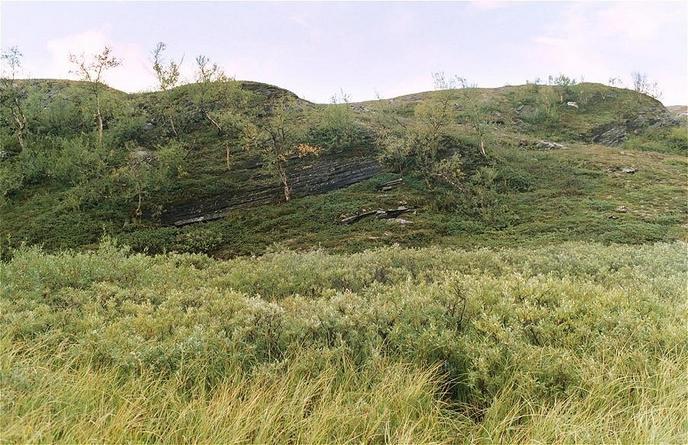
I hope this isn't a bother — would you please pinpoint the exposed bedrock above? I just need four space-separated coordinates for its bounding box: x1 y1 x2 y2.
161 156 381 227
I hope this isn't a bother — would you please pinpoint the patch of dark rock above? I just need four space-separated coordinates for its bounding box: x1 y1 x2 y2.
341 206 415 225
162 156 381 227
518 139 565 150
591 110 678 146
606 166 638 174
377 178 404 192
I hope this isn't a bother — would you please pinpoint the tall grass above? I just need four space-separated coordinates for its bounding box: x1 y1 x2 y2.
1 241 686 443
1 341 454 444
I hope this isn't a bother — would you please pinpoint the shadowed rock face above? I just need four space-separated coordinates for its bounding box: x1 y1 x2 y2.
161 155 381 226
591 110 678 146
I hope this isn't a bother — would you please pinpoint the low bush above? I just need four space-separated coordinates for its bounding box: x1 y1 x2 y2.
1 241 686 442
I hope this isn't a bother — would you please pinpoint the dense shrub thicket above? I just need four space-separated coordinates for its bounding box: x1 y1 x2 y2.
1 241 686 443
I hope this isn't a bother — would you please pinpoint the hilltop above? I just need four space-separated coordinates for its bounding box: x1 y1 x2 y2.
0 78 686 257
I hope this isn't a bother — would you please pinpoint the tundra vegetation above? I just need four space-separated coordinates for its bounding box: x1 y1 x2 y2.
1 241 686 442
0 47 687 443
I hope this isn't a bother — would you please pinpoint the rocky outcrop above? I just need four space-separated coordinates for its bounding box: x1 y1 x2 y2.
517 139 565 150
591 110 678 146
161 156 381 227
535 140 565 150
340 206 414 224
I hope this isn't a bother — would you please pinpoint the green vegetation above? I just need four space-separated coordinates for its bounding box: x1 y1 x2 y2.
1 75 685 256
1 58 686 442
1 241 686 442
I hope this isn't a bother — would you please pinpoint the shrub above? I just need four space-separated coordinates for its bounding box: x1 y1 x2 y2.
0 242 688 441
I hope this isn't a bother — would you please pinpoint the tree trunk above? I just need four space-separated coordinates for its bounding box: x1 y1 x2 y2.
135 189 143 222
479 137 486 157
278 163 291 201
12 99 27 152
16 130 25 152
96 95 104 148
205 112 223 135
169 115 178 138
97 112 104 148
12 114 26 152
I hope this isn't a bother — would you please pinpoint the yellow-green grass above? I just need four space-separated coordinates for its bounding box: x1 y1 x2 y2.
1 241 687 443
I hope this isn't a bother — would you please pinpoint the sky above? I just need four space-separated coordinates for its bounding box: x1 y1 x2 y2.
1 1 687 104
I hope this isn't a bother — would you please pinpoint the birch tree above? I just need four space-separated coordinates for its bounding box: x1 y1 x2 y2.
152 42 183 137
69 46 120 148
243 96 320 202
0 46 28 152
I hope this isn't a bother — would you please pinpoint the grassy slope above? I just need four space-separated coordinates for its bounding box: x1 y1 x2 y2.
117 142 687 257
1 241 686 443
0 80 686 257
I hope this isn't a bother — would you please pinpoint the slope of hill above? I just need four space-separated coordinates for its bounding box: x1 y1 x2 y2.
0 79 686 257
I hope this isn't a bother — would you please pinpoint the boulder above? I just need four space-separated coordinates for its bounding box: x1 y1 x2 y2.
387 218 413 225
535 140 565 150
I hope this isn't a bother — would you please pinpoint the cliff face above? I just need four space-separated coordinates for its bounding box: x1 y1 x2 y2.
161 156 380 226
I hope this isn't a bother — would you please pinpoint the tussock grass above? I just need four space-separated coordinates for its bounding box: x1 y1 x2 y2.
1 241 686 443
2 343 453 444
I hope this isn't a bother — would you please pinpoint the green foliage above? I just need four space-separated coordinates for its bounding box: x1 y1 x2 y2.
0 47 28 152
243 96 321 201
0 163 23 206
0 79 685 257
1 241 686 442
309 94 364 151
494 165 535 192
112 140 187 219
373 86 475 189
521 87 560 127
624 125 688 154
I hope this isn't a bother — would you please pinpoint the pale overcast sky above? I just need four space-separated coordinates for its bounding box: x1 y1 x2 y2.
1 1 687 104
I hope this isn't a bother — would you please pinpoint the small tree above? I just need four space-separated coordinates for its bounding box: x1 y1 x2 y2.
414 78 456 172
212 108 251 171
0 46 28 152
152 42 183 136
608 77 624 87
191 56 257 170
312 90 359 151
372 98 412 176
630 72 662 100
372 74 465 187
69 46 121 148
195 54 225 84
438 73 490 158
243 96 321 202
193 54 228 124
547 74 577 103
114 140 186 221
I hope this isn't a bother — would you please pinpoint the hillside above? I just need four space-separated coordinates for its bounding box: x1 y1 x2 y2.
0 79 686 257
